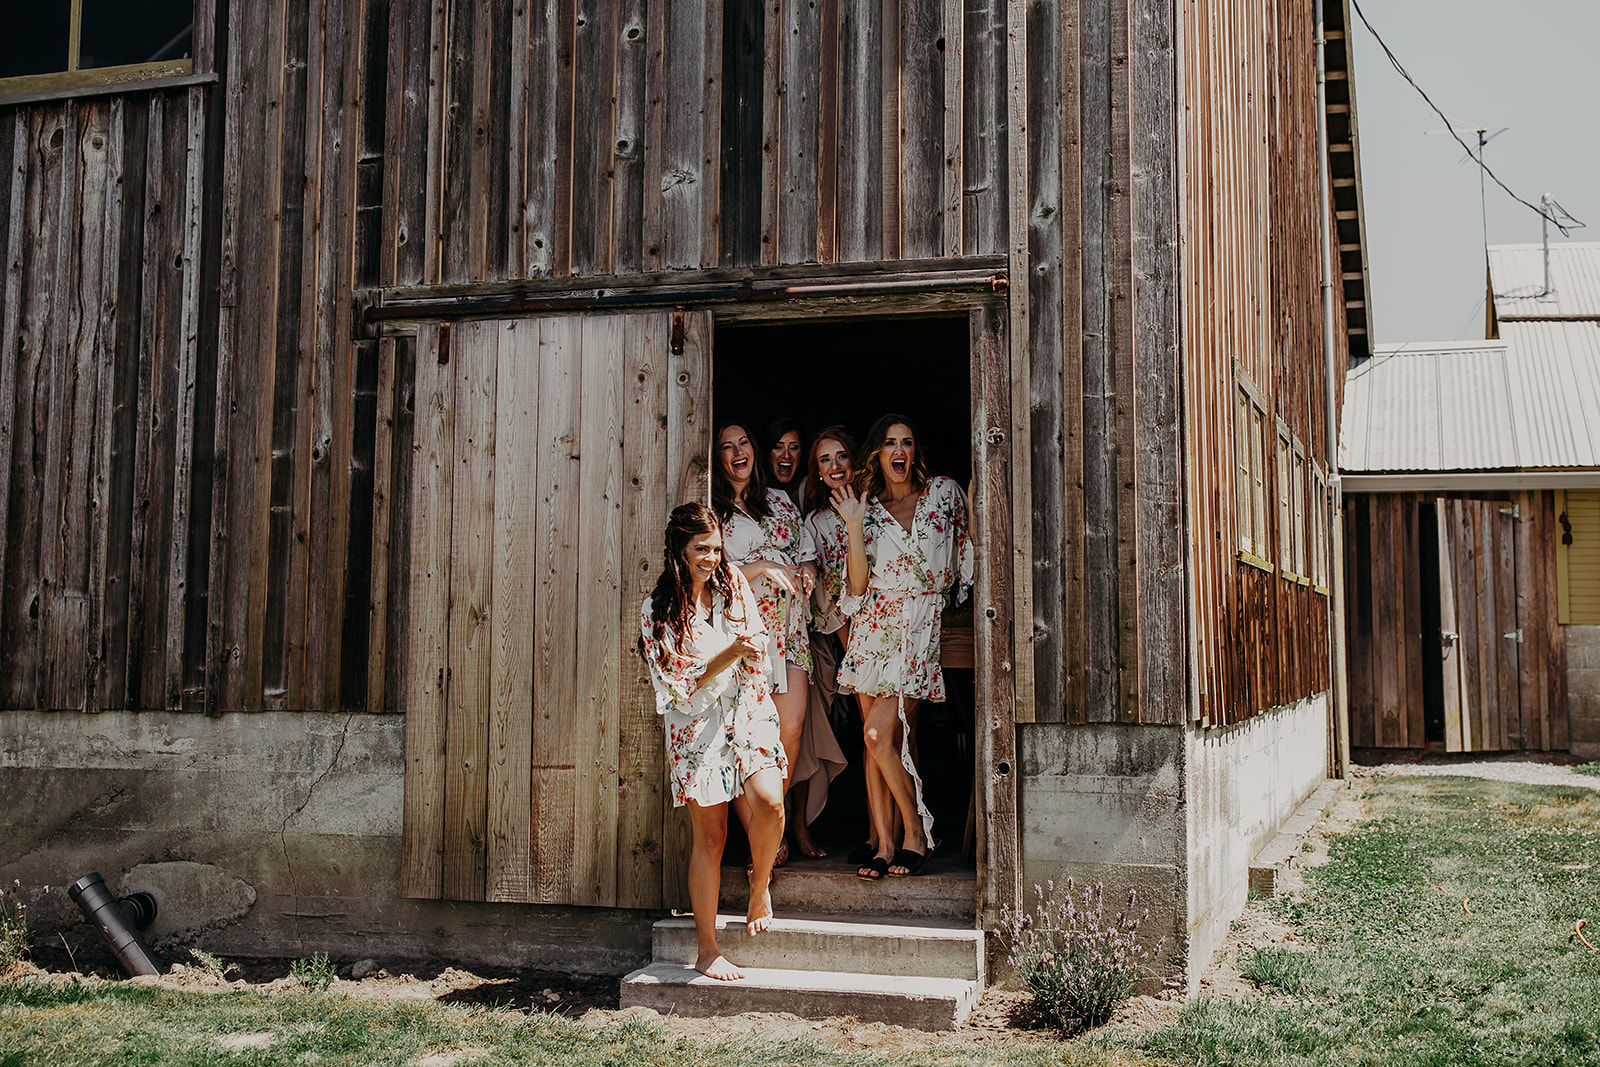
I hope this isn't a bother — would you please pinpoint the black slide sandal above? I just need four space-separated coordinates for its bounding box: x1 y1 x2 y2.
856 857 889 881
888 848 928 876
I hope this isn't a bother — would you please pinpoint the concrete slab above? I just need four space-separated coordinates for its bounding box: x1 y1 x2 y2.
1248 779 1345 897
619 962 980 1030
651 914 983 981
718 856 975 924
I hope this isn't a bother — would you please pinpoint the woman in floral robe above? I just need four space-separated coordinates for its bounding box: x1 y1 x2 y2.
714 420 840 862
834 414 973 880
640 502 787 981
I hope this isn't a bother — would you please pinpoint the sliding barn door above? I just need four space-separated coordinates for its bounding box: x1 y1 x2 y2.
400 309 712 906
1436 495 1567 752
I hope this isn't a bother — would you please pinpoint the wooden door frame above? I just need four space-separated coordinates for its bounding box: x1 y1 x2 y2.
703 300 1025 928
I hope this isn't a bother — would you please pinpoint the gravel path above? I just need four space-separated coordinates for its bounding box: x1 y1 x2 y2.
1361 756 1600 791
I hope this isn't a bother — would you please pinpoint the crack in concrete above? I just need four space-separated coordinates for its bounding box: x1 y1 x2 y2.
276 712 355 952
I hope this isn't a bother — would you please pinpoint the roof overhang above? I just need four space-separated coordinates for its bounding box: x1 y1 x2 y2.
1342 471 1600 493
1326 0 1375 361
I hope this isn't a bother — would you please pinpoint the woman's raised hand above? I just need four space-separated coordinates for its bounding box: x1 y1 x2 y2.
733 633 764 661
832 484 866 524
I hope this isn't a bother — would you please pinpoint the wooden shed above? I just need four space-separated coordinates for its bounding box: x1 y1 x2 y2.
0 0 1367 994
1341 245 1600 757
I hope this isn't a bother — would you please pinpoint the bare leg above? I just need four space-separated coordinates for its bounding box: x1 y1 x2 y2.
741 766 786 936
861 694 927 872
789 779 826 857
684 801 740 980
771 667 809 866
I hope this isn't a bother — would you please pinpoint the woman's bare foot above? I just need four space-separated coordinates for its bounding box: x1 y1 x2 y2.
746 879 774 937
792 825 827 859
772 838 789 868
695 952 743 981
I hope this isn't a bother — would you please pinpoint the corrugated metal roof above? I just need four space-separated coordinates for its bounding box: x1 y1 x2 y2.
1340 324 1600 473
1489 242 1600 320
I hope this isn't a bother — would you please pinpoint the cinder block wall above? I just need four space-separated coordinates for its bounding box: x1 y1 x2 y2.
1184 694 1329 988
1568 627 1600 761
0 711 652 975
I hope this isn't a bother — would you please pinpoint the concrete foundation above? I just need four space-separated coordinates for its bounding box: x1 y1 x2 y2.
1567 626 1600 760
1019 694 1329 994
0 710 652 976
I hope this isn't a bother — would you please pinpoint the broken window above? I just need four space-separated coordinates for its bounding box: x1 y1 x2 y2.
1234 372 1272 571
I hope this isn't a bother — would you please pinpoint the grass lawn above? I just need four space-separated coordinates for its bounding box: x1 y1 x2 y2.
3 773 1597 1066
1141 774 1600 1067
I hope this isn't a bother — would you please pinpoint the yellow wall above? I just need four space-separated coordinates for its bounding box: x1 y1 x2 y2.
1560 490 1600 625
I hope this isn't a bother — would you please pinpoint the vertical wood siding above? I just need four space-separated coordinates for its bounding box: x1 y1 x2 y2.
1346 492 1567 753
1174 0 1339 726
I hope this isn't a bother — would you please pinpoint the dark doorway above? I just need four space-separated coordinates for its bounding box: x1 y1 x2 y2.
1419 500 1445 743
711 314 976 867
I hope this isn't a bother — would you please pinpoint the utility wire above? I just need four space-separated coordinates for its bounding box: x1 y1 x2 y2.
1348 0 1586 236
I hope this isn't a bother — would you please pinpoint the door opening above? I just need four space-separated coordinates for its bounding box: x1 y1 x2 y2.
711 314 977 878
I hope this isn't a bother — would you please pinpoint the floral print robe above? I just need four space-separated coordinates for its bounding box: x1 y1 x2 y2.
723 488 818 686
837 475 973 848
639 569 787 808
804 506 852 636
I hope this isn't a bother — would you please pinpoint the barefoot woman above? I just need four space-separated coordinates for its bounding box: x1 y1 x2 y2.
833 414 972 880
640 503 787 980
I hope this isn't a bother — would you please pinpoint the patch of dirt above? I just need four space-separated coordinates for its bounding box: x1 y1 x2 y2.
9 778 1388 1055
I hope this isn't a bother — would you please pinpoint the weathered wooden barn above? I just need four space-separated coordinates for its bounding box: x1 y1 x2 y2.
1 0 1366 1001
1341 242 1600 759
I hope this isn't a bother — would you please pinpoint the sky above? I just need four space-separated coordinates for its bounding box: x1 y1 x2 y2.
1348 0 1600 344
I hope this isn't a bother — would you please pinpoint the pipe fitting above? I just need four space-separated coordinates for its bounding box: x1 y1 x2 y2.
67 872 163 977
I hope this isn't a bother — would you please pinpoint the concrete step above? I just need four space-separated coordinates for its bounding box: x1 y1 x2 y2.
718 853 976 924
651 913 984 982
1249 779 1345 897
619 962 980 1030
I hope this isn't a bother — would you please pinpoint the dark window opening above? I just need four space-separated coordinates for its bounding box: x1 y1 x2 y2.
2 1 192 84
714 315 976 870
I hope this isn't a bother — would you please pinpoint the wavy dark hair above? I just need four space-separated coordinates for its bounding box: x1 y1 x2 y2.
804 424 857 515
645 502 745 667
854 412 929 502
762 417 803 485
710 420 770 525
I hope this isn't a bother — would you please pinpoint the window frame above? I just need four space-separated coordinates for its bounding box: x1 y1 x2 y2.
1234 368 1273 573
0 1 195 99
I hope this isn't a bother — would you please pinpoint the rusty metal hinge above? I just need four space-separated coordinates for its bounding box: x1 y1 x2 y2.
671 307 686 355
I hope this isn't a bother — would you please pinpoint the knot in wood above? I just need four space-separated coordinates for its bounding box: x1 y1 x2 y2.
987 426 1005 445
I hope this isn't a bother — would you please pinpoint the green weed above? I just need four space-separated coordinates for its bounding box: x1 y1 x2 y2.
0 881 30 975
1573 761 1600 778
288 952 335 993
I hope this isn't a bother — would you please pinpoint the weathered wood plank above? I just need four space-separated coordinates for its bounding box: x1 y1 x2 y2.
616 311 670 910
38 102 84 710
971 305 1018 927
1514 491 1542 751
1494 501 1518 748
1058 0 1085 723
439 0 479 283
879 0 900 259
899 0 943 259
1436 498 1462 752
639 0 667 272
383 334 419 712
718 0 763 266
342 338 379 710
778 0 820 264
1130 0 1183 725
532 315 582 902
571 314 625 907
572 0 618 275
443 320 496 901
611 0 648 274
1108 0 1137 723
759 0 781 266
483 0 513 280
835 0 881 262
816 0 839 262
384 0 434 285
422 0 450 282
963 0 1004 254
941 0 963 257
700 4 723 268
1025 0 1063 723
367 338 399 709
1455 501 1479 750
0 113 25 703
400 323 454 899
1544 491 1568 751
262 0 312 710
1401 496 1424 746
1372 496 1399 747
487 320 538 902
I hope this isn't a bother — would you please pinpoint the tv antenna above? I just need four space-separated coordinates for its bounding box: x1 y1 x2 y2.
1426 119 1508 265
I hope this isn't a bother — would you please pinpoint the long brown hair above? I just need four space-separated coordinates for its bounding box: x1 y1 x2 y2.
804 424 856 515
711 420 770 524
854 413 929 503
646 502 744 666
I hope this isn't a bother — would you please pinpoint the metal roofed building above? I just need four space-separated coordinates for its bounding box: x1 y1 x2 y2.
1338 242 1600 760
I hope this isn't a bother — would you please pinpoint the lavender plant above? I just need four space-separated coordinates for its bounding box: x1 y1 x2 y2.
1 879 31 974
999 878 1162 1032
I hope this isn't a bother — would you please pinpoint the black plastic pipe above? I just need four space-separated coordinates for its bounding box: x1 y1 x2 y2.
67 872 163 977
